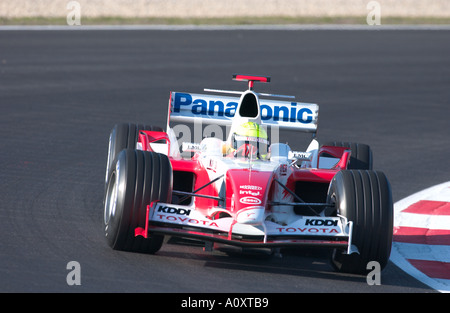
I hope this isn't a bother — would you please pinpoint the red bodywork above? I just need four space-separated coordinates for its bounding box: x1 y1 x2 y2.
134 130 352 249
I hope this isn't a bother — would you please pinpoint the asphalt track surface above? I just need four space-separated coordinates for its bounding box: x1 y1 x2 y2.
1 28 449 293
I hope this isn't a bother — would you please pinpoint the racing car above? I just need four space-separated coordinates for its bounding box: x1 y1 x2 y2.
103 75 393 274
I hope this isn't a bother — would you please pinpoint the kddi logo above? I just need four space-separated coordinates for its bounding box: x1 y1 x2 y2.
305 219 338 226
158 206 191 216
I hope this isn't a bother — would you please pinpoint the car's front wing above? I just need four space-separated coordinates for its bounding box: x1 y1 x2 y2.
135 202 358 254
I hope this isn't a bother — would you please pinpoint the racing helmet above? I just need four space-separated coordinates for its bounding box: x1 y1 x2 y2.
232 122 269 159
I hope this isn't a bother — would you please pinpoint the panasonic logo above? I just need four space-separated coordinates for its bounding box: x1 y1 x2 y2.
173 92 314 124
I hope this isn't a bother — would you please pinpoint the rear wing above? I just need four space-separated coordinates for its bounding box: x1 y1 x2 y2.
167 91 319 133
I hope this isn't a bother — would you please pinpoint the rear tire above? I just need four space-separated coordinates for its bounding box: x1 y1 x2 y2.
104 149 172 253
327 170 393 274
105 123 163 187
322 141 373 170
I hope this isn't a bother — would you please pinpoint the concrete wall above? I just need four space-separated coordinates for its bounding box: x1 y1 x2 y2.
1 0 449 18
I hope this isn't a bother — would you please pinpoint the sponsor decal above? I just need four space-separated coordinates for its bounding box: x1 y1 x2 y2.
236 207 265 224
154 214 219 228
157 205 191 216
174 92 237 117
305 219 338 226
234 135 269 144
153 204 219 228
239 190 261 196
290 151 313 160
261 102 314 124
181 142 201 152
172 92 315 124
239 196 262 205
275 227 340 234
273 219 342 234
240 185 263 190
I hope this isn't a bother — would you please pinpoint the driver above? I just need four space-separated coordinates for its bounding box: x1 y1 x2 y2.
225 122 269 159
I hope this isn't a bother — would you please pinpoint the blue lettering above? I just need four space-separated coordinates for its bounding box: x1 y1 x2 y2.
192 99 207 115
225 102 237 117
290 102 297 122
173 93 192 113
260 104 272 121
297 108 313 124
208 100 224 116
173 93 313 125
274 106 289 122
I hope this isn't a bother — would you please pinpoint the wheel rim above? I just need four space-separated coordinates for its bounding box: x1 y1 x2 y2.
104 163 119 225
105 130 114 184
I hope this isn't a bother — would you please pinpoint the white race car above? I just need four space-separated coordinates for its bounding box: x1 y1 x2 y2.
103 75 393 274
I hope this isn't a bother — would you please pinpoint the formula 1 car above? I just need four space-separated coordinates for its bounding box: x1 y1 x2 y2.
103 75 393 274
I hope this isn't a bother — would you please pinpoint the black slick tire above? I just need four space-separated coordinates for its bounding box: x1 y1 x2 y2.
105 123 163 187
322 141 373 170
327 170 393 274
104 149 172 253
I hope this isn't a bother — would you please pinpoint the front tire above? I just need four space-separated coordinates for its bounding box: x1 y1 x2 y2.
327 170 393 274
104 149 172 253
